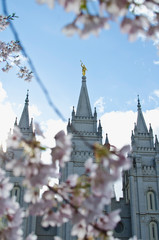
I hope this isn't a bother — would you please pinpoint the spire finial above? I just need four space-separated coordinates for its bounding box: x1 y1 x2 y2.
105 133 110 150
80 60 87 76
25 89 29 104
94 107 97 117
72 106 75 117
14 117 17 126
137 95 141 110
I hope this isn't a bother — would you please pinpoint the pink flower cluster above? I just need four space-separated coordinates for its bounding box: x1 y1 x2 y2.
0 15 33 81
3 126 136 240
6 127 60 204
36 0 159 43
51 130 72 167
0 15 10 31
0 168 24 240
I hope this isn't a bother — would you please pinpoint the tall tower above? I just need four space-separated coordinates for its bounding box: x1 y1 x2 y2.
61 73 103 240
17 90 34 140
123 97 159 240
6 92 57 239
63 75 102 179
6 91 36 238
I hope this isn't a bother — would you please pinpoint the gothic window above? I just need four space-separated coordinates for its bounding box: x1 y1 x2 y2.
126 184 130 203
147 191 156 211
115 221 124 233
149 221 158 240
12 186 21 203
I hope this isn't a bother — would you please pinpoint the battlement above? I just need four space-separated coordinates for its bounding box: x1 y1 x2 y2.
73 131 99 136
142 165 155 175
136 147 155 152
72 151 94 157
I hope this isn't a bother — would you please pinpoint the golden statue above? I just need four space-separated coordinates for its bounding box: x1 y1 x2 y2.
80 60 87 76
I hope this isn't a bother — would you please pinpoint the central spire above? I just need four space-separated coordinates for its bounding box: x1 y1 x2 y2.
19 90 30 129
76 76 92 117
136 95 148 133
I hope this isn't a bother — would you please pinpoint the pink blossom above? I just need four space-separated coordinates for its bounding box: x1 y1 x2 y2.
62 23 80 37
71 219 87 239
0 169 24 240
36 0 55 8
60 203 73 220
0 15 9 31
0 169 13 198
84 158 97 176
54 237 62 240
51 131 72 167
91 168 114 201
96 209 121 231
66 174 78 187
25 233 37 240
34 122 45 138
58 0 81 14
78 15 109 39
42 210 64 227
7 126 22 148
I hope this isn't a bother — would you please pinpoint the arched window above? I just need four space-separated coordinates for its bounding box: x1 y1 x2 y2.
147 191 156 211
12 186 21 203
115 221 124 233
149 221 158 240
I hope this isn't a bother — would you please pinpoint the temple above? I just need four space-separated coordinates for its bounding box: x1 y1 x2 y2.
4 73 159 239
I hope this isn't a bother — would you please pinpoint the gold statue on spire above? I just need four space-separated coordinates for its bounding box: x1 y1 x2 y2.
80 60 87 76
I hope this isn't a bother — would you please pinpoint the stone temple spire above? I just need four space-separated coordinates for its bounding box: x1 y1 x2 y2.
76 76 92 117
18 90 33 139
19 90 30 129
104 133 110 150
136 95 148 133
131 96 154 150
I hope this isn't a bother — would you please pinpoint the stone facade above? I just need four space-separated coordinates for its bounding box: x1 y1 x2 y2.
112 98 159 240
5 92 57 239
4 76 159 240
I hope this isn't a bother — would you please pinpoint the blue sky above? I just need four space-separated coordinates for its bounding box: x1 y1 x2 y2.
2 0 159 198
1 0 159 149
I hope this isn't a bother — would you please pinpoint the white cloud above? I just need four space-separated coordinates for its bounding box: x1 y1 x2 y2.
144 108 159 135
0 82 7 103
101 108 159 148
153 60 159 65
38 119 67 148
153 89 159 98
101 110 136 148
94 97 105 113
29 104 41 118
36 119 67 164
0 83 16 147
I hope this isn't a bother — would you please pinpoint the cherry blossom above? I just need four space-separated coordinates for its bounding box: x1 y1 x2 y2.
2 127 135 239
0 168 24 240
71 219 87 239
51 130 72 167
0 14 17 31
35 0 159 44
34 122 45 138
7 126 22 149
0 14 33 81
54 236 62 240
62 23 80 37
96 209 121 232
66 174 78 187
36 0 55 8
25 233 37 240
0 169 13 198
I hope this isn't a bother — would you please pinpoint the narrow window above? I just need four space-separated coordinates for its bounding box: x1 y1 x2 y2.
147 191 156 211
149 222 158 240
12 186 21 203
